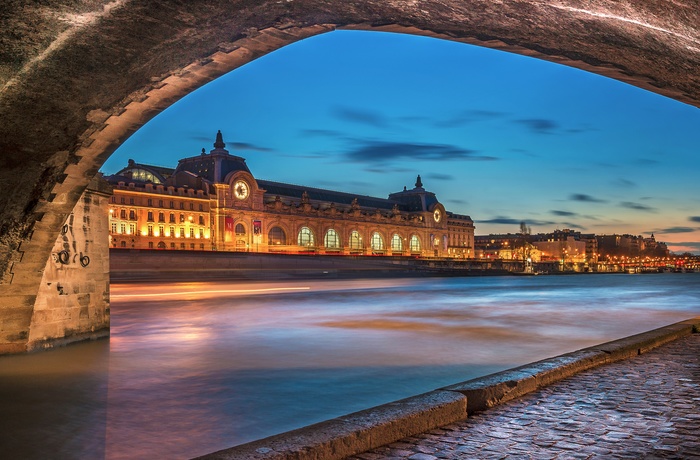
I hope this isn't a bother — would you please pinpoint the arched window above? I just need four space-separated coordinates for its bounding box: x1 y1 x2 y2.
410 235 421 252
349 231 362 250
157 241 166 249
370 232 384 251
235 223 246 235
391 234 403 252
268 226 286 245
297 227 314 247
324 229 340 249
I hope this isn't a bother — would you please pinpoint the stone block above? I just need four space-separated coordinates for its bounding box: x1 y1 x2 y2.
195 390 466 460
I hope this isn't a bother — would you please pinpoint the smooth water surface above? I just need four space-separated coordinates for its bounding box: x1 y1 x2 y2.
1 274 698 459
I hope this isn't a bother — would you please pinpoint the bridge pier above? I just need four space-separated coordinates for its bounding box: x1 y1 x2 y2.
0 177 111 354
1 0 698 354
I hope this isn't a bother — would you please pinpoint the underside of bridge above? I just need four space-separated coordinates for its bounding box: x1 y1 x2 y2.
1 0 699 353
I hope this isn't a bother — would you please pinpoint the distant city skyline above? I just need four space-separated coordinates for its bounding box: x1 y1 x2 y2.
100 30 700 254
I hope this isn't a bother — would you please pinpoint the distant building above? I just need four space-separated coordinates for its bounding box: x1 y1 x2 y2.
531 229 587 264
105 131 475 257
473 233 541 262
597 233 669 258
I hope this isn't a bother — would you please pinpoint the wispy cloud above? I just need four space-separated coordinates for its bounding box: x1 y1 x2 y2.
657 226 696 234
301 129 343 138
561 222 586 230
344 141 496 163
667 242 700 253
477 216 555 226
435 110 507 128
331 107 389 128
689 216 700 223
551 210 578 217
425 173 454 181
231 142 273 152
569 194 607 203
514 118 559 134
612 178 636 188
620 201 656 211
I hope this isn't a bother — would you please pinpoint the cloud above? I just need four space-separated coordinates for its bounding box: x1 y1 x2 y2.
363 166 413 174
477 216 555 226
666 241 700 254
331 107 389 128
566 125 597 134
231 142 273 152
657 227 696 234
620 201 656 211
569 194 607 203
344 141 496 163
689 216 700 223
447 198 469 205
514 118 559 134
550 210 577 217
425 173 454 181
435 110 507 128
561 222 586 230
301 129 343 138
613 178 636 188
398 115 431 124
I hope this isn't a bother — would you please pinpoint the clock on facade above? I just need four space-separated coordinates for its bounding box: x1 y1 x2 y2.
234 180 249 200
433 209 442 223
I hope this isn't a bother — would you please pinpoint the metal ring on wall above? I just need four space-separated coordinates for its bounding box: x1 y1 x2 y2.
57 250 69 264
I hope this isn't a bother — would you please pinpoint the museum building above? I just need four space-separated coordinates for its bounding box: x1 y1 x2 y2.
105 131 475 258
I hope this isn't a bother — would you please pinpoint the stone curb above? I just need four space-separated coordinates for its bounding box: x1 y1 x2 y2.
195 390 467 460
444 316 700 413
194 317 700 460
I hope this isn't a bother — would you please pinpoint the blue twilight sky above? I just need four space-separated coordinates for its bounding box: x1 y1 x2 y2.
101 30 700 254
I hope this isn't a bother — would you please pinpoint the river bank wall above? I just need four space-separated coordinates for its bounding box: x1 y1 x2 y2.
109 249 513 282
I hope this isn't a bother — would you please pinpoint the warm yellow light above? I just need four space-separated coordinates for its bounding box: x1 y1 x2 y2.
141 231 148 236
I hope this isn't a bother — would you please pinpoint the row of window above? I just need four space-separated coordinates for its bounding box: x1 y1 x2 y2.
111 196 206 211
266 226 422 252
113 240 206 250
111 209 206 225
110 223 207 239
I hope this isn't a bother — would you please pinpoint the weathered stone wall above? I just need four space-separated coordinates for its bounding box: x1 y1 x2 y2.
1 0 698 353
0 177 111 353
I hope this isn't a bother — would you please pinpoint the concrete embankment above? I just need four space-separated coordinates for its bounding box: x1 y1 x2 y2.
110 249 507 282
194 317 700 460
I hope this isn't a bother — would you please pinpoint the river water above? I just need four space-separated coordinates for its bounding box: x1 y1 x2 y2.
1 273 699 459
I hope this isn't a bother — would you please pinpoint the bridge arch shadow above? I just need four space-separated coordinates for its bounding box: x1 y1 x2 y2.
1 1 699 353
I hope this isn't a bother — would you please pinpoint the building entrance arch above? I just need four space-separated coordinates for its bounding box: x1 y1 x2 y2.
1 1 699 353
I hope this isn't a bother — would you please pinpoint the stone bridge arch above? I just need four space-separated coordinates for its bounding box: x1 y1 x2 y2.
1 0 699 353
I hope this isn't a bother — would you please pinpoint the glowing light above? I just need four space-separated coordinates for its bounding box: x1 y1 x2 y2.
111 286 312 299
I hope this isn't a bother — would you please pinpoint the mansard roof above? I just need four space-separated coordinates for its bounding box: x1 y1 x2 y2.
175 130 250 182
110 159 174 184
257 180 403 211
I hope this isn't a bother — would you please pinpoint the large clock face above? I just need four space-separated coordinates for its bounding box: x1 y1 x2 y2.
233 180 249 200
433 209 442 223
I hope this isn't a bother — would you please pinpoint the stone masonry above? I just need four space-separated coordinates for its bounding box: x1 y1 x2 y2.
352 332 700 459
1 1 699 352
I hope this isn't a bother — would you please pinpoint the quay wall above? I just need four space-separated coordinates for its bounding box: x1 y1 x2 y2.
109 250 506 282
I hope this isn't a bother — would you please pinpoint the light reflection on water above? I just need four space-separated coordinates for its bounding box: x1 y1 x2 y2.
1 274 699 459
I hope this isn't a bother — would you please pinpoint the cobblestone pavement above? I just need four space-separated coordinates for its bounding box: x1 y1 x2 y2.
351 333 700 460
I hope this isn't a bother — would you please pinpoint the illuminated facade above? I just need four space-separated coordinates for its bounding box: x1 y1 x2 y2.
106 131 475 257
